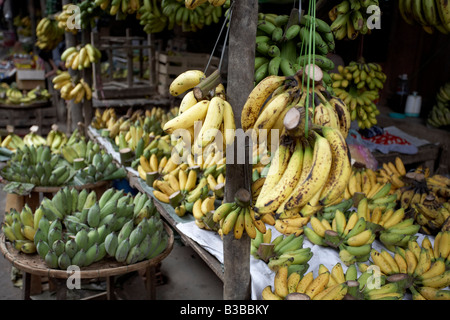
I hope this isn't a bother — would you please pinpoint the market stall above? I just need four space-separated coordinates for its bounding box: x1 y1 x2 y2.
0 0 449 302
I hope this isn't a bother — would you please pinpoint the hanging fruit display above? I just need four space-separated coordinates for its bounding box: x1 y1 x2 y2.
398 0 450 35
427 82 450 129
254 12 336 87
328 0 380 41
330 60 386 129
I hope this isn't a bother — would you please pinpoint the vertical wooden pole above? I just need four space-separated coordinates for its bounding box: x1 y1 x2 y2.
223 0 258 301
82 27 93 132
62 0 83 133
28 1 37 55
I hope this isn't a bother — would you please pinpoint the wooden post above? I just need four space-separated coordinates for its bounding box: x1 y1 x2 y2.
28 1 37 55
82 27 93 132
223 0 258 301
62 0 83 133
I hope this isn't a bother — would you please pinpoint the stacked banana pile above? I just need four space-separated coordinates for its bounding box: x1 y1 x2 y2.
31 187 168 269
35 17 64 51
61 133 127 183
331 61 386 129
304 208 376 266
92 107 175 141
61 44 102 71
138 0 223 34
0 84 52 105
251 231 313 272
254 13 336 85
1 144 72 186
351 196 420 250
427 82 450 129
366 236 450 300
328 0 380 40
52 72 93 103
399 0 450 35
344 165 393 201
2 204 41 254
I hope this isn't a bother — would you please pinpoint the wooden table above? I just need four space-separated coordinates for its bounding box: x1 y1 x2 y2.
0 223 174 300
373 143 443 174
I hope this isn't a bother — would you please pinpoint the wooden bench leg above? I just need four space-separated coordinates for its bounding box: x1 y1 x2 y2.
106 276 115 300
22 272 31 300
145 265 156 300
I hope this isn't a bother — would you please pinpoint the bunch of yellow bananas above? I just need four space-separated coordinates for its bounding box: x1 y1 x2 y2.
262 263 351 300
328 0 380 41
0 133 25 151
52 72 92 103
365 236 450 300
55 4 79 34
399 0 450 35
1 204 44 254
61 44 101 71
241 72 351 151
250 102 352 228
35 17 64 51
213 189 267 241
331 61 386 130
163 69 236 158
46 127 68 154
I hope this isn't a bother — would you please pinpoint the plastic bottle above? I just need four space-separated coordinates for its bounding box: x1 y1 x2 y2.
395 74 409 112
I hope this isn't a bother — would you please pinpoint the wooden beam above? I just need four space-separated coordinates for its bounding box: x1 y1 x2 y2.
223 0 258 301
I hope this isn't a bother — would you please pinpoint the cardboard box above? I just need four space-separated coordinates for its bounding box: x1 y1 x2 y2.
15 69 45 90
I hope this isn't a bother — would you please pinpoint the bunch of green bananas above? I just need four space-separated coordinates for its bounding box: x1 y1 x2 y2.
304 208 376 266
95 0 141 16
35 17 64 51
399 0 450 35
104 198 169 265
61 135 127 183
251 229 313 273
330 61 386 129
139 0 222 34
2 204 42 254
427 82 450 129
33 187 168 269
328 0 380 41
0 144 72 186
254 12 336 85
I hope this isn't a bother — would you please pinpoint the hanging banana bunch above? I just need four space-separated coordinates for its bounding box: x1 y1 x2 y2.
35 17 65 51
61 44 102 71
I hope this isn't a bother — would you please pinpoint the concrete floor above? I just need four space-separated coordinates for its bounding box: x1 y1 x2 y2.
0 184 224 300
